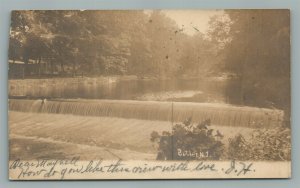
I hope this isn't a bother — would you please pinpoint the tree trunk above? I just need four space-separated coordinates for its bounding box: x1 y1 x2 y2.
60 61 65 74
50 58 54 75
23 53 29 78
38 56 42 78
72 60 76 77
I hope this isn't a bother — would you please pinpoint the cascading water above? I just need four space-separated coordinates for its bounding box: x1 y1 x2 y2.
9 99 284 128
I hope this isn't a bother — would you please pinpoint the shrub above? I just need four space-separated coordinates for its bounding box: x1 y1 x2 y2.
228 127 291 161
150 118 225 160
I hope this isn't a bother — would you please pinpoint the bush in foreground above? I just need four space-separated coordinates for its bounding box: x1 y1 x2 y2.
151 119 291 161
151 118 225 160
228 127 291 161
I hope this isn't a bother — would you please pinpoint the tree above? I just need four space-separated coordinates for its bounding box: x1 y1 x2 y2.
209 10 290 118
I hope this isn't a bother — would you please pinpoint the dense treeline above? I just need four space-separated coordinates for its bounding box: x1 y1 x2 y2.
8 10 221 77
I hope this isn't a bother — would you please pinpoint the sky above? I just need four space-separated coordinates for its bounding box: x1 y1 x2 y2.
162 10 225 35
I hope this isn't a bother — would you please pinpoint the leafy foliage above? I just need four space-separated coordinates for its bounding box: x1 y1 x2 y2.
213 10 290 114
151 118 225 160
9 10 219 78
228 127 291 161
151 119 291 161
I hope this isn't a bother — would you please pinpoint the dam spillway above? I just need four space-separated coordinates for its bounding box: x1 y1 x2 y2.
8 99 284 128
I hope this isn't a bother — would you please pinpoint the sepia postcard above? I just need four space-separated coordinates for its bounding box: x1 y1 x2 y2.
8 9 291 180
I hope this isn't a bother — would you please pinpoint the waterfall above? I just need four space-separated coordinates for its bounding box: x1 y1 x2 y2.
8 99 284 128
